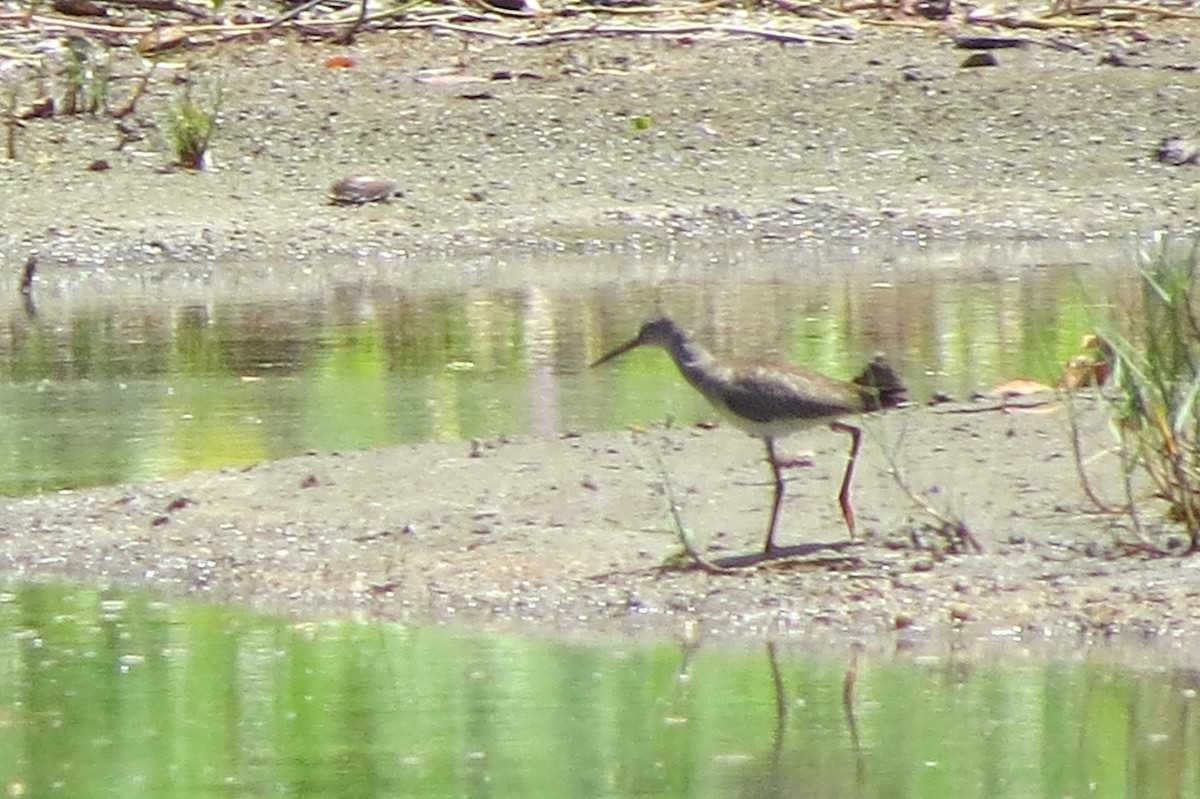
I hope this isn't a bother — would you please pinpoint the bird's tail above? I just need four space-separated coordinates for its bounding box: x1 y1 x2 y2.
853 355 908 410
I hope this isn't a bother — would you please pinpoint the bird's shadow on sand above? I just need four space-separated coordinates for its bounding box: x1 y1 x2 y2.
684 539 863 572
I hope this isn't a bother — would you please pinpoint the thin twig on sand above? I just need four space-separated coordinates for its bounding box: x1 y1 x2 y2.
649 445 737 573
881 420 984 554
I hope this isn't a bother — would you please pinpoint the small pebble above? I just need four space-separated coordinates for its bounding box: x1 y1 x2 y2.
329 175 398 205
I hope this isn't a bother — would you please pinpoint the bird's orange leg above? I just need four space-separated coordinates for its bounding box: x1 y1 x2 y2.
763 437 786 554
830 421 862 539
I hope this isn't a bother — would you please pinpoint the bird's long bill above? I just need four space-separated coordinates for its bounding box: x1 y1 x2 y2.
590 336 644 369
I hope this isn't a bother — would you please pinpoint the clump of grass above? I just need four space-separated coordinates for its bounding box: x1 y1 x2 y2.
165 82 220 169
1096 239 1200 553
62 36 110 115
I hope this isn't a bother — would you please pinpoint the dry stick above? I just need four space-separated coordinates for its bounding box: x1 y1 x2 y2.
1063 390 1120 514
647 444 737 574
25 13 156 35
388 20 845 45
968 13 1136 29
856 17 941 29
392 19 517 38
1045 2 1200 20
1117 429 1155 549
100 0 210 19
1157 411 1199 538
511 23 853 45
717 23 852 43
568 1 724 14
881 421 984 554
0 48 43 62
1077 394 1184 552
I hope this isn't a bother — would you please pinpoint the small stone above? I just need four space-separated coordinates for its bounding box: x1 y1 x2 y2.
329 175 398 205
961 52 998 68
1156 136 1200 166
949 603 973 622
165 496 195 512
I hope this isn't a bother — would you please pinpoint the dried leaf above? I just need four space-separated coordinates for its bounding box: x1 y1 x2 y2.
986 378 1054 397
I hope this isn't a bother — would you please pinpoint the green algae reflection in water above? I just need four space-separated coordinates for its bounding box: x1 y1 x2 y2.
0 585 1198 799
0 246 1134 496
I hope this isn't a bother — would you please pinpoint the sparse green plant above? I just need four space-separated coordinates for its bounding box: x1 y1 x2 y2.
630 115 652 131
62 36 110 115
1092 239 1200 554
166 81 221 169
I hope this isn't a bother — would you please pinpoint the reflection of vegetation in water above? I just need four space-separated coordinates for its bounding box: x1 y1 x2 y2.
906 270 1098 396
0 582 1197 799
308 317 389 450
0 259 1132 493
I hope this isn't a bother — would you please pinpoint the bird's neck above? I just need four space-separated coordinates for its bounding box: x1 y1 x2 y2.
666 331 722 388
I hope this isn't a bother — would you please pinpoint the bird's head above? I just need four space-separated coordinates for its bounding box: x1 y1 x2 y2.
591 317 682 368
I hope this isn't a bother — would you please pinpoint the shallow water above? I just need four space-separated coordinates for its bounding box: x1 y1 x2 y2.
0 583 1195 799
0 240 1136 493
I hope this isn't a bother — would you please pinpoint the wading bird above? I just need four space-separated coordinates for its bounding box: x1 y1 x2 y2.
591 317 906 553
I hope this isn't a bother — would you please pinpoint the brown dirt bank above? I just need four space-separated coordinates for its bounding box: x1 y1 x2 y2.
6 398 1200 663
2 22 1200 269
